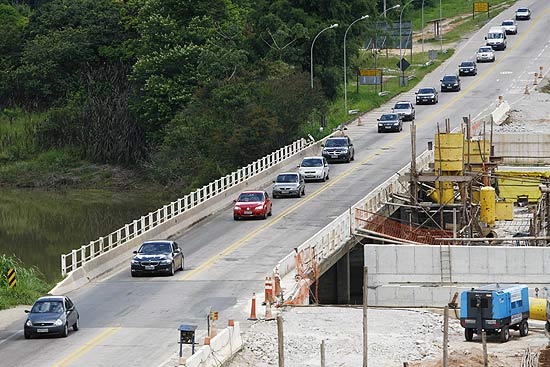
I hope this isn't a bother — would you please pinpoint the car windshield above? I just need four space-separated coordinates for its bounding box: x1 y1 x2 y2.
31 301 64 313
517 8 528 12
460 62 474 67
139 242 172 254
301 158 323 167
394 103 410 110
380 114 398 121
442 76 457 82
479 47 492 53
418 88 434 94
237 192 264 202
276 174 298 183
325 138 347 147
502 21 514 26
487 33 503 39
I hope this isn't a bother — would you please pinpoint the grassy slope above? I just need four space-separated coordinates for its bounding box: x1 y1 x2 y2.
0 255 52 310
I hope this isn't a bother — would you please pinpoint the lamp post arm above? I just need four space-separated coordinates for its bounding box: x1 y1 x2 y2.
311 24 338 89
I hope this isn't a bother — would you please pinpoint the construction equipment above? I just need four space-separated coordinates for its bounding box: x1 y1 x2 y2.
460 284 529 343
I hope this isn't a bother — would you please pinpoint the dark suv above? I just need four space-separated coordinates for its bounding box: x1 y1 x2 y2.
322 136 354 163
440 74 461 92
458 61 477 76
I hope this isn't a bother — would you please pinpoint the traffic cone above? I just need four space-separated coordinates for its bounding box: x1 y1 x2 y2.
525 84 530 95
534 73 538 85
540 66 544 78
265 301 275 321
228 319 235 327
204 336 211 345
248 292 258 320
263 277 273 305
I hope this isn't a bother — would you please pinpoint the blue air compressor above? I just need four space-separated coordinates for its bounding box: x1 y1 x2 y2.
459 284 529 343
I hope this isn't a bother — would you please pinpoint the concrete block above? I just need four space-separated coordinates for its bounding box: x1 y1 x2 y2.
375 286 397 306
525 248 544 275
469 247 489 274
412 246 432 275
377 246 397 274
543 249 550 274
488 247 507 275
397 246 415 274
507 247 526 275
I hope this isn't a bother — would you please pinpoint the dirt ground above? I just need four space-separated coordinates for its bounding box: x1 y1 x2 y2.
227 306 549 367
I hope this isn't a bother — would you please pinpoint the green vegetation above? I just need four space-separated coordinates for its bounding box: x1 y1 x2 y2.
0 255 52 310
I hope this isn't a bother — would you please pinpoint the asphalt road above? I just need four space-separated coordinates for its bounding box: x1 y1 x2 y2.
1 1 549 366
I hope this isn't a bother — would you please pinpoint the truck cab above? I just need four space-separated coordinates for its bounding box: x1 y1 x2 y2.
460 284 529 342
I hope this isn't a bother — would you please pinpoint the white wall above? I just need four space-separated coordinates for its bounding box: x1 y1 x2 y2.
366 244 550 307
493 133 550 164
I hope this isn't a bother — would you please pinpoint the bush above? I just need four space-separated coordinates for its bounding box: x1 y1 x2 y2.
0 254 52 310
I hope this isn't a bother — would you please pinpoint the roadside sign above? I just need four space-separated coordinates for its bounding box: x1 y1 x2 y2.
210 311 218 321
358 69 383 86
473 2 490 18
397 58 410 72
7 268 16 288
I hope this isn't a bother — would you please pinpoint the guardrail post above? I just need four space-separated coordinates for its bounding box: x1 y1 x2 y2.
140 217 146 234
99 237 104 254
71 249 77 271
124 224 130 240
90 240 95 258
61 254 66 276
82 245 88 264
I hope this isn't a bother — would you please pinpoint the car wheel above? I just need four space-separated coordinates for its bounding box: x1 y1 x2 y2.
24 331 31 339
351 153 354 161
302 187 305 196
322 174 326 182
169 262 175 276
500 326 510 343
268 206 272 216
73 317 79 331
378 128 382 133
62 323 69 338
179 257 184 271
464 328 474 341
131 271 136 277
234 215 239 221
519 320 529 337
399 124 403 132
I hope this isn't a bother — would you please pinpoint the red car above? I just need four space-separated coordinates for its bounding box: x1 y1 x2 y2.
233 191 272 220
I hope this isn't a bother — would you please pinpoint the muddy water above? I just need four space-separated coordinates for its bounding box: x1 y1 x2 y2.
0 188 169 282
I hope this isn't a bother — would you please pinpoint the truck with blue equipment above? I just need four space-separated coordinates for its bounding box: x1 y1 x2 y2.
459 284 529 343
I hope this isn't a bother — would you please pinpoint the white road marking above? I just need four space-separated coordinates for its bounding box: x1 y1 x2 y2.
0 330 22 345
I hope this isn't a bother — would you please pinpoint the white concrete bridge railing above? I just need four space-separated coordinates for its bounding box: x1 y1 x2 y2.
61 138 314 276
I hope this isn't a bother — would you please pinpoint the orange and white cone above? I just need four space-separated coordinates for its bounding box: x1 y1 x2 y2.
248 292 258 320
263 276 273 305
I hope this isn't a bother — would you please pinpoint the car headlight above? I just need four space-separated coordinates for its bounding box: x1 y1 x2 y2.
393 122 399 126
54 319 63 327
255 205 264 210
234 206 241 211
26 320 33 327
131 259 139 264
160 259 171 264
454 83 458 86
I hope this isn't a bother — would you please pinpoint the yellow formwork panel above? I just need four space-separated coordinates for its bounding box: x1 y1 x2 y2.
497 170 550 203
480 187 496 226
435 133 464 172
495 201 513 221
464 139 490 165
431 181 455 204
529 297 547 321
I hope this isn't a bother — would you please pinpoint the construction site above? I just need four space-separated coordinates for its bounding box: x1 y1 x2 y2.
222 76 550 367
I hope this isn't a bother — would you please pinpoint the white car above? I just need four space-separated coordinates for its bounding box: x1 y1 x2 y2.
298 156 329 182
476 46 495 63
501 20 517 35
515 7 531 20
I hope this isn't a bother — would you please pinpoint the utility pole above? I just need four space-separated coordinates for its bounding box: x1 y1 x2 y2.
363 266 368 367
482 331 488 367
443 306 449 367
277 315 284 367
320 340 326 367
410 121 417 204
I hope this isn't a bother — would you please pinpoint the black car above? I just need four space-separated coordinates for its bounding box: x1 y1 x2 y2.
458 61 477 76
377 113 403 133
415 87 439 105
321 136 354 163
24 296 79 339
131 240 184 276
440 74 461 92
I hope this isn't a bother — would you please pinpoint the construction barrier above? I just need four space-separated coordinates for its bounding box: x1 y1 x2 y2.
185 321 243 367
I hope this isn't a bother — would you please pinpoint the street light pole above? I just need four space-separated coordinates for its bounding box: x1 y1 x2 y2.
377 4 400 75
440 0 443 52
311 23 339 89
399 0 415 86
344 15 368 115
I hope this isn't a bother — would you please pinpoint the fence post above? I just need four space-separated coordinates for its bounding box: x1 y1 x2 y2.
61 254 66 276
71 249 77 271
99 237 104 254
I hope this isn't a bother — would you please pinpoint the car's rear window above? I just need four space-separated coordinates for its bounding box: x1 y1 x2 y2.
301 158 323 167
418 88 434 94
276 174 298 183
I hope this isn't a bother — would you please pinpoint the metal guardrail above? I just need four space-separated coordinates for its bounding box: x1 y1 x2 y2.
275 150 435 288
61 138 314 276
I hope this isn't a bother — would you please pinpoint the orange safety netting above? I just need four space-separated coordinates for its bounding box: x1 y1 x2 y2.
355 208 455 245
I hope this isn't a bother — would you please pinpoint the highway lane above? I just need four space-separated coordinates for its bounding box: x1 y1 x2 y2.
1 1 549 366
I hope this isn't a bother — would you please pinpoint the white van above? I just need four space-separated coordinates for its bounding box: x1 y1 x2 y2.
485 26 507 50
